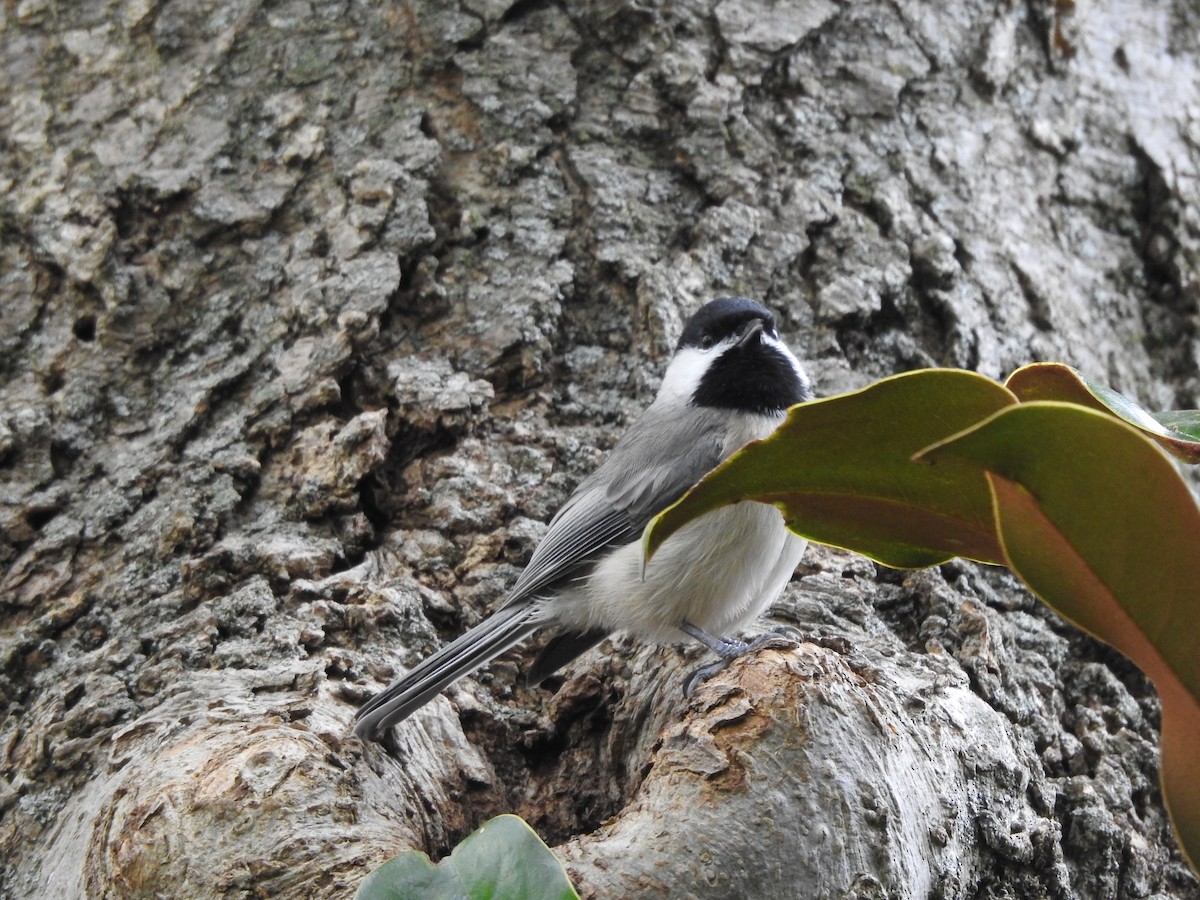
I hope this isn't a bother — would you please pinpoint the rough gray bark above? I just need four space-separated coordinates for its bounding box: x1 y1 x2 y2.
1 0 1198 897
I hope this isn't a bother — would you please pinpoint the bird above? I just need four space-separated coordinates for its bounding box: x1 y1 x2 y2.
354 297 813 741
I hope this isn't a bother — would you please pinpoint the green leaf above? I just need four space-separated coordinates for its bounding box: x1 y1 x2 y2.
1155 410 1200 443
920 402 1200 871
1006 362 1200 462
643 369 1015 569
356 852 453 900
356 815 579 900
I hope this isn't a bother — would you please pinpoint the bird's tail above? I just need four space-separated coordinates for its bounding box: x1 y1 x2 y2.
354 603 539 740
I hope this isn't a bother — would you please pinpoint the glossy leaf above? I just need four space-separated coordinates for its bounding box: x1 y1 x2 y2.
1006 362 1200 462
644 369 1015 569
1156 411 1200 443
921 402 1200 870
356 815 579 900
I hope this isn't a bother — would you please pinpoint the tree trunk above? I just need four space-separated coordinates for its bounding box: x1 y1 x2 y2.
2 0 1198 897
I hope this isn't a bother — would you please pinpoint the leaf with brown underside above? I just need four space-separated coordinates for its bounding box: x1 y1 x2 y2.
921 402 1200 871
1006 362 1200 463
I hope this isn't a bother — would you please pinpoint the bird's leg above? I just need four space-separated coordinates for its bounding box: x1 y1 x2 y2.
678 621 803 697
679 621 749 658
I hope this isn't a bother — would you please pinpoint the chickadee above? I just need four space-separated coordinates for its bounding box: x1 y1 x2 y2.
355 297 812 741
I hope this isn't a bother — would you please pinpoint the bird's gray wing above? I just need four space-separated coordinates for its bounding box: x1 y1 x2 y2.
602 406 729 523
504 406 727 606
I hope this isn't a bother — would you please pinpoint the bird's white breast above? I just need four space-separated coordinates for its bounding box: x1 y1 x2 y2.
543 412 805 642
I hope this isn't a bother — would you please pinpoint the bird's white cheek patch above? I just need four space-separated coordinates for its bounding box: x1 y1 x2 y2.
656 346 715 406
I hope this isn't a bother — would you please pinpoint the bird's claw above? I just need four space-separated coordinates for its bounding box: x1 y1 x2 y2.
682 659 731 697
682 625 805 696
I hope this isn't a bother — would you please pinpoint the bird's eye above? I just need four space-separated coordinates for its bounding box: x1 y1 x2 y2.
700 334 715 350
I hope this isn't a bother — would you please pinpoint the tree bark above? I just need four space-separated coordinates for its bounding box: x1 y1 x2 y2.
1 0 1198 897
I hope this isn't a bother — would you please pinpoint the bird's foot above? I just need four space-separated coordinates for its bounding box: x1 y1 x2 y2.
682 658 733 697
679 623 804 697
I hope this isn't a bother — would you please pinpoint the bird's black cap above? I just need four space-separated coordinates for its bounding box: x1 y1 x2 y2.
676 297 777 353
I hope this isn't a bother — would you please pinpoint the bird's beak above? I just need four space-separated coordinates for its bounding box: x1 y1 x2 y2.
737 320 765 348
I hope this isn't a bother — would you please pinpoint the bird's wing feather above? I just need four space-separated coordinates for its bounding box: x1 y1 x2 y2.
504 406 726 605
603 406 728 521
526 627 609 686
